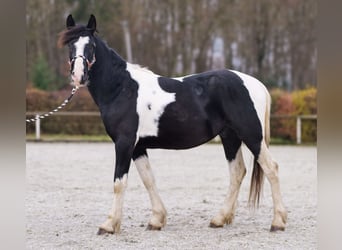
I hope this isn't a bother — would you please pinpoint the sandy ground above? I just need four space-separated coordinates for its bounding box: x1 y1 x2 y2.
26 142 317 249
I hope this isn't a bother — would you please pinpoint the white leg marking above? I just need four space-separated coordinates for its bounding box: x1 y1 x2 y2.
99 174 128 233
134 156 167 229
257 142 287 230
210 148 246 227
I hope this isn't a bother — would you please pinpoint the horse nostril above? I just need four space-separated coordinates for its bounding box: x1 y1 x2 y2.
72 71 75 75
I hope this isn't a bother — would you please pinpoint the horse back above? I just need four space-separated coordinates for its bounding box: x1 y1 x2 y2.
135 69 265 150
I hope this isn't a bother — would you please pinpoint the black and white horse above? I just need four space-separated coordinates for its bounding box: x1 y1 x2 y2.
58 15 287 234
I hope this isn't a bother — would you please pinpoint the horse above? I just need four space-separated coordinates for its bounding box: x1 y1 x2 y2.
58 14 287 235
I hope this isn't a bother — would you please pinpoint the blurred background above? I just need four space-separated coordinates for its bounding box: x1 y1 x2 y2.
26 0 317 144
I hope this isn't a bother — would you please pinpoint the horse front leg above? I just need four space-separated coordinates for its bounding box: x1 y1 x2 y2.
133 148 167 230
98 138 135 235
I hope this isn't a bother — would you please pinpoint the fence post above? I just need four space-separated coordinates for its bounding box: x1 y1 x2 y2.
296 116 301 144
121 20 133 62
35 114 40 140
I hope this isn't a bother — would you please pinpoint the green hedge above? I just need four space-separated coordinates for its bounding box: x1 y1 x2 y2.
26 87 106 135
270 87 317 143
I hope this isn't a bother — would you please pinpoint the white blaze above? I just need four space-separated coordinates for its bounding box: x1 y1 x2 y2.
72 36 89 85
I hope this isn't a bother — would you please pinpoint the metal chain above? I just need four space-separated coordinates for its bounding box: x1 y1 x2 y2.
26 86 79 123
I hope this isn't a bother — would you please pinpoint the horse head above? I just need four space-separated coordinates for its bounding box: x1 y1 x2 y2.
59 14 97 87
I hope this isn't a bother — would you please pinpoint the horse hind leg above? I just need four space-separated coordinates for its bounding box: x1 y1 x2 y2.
210 129 246 228
257 141 287 231
133 148 167 230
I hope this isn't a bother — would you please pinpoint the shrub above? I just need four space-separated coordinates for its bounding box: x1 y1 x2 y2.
270 87 317 143
26 87 106 135
292 88 317 142
270 89 296 141
31 56 56 91
26 86 317 143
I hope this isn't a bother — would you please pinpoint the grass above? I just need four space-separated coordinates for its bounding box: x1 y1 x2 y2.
26 134 316 145
26 133 112 142
270 137 295 145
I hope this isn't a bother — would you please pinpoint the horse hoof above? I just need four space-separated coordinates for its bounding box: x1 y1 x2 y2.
146 224 162 231
270 225 285 232
97 228 113 235
209 222 224 228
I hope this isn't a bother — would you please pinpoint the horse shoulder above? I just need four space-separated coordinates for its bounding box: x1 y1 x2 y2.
126 64 176 138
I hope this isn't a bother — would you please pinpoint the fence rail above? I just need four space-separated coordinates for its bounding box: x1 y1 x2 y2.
26 111 317 144
270 114 317 144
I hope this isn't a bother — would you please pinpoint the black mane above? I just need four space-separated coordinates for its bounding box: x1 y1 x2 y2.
58 25 96 48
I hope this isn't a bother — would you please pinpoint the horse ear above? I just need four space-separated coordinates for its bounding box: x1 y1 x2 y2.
87 14 97 33
66 14 76 29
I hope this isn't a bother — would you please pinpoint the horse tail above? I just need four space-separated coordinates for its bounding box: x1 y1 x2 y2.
249 159 264 208
248 87 270 208
264 90 271 147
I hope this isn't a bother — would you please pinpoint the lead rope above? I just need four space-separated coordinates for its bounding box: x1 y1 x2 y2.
26 86 79 123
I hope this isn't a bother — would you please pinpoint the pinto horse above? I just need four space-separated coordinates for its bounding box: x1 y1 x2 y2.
58 14 287 234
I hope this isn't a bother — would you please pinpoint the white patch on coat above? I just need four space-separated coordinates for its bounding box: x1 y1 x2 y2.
126 63 176 138
72 36 89 85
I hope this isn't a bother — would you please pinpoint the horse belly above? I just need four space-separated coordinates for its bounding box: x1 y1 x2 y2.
138 131 217 150
138 106 224 150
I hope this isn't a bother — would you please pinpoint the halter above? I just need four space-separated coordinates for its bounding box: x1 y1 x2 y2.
69 54 96 70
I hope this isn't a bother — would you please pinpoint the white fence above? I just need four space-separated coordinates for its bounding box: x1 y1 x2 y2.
270 114 317 144
26 112 317 144
26 111 100 140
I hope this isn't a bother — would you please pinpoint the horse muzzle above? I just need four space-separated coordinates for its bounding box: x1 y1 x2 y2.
70 56 89 87
71 73 88 87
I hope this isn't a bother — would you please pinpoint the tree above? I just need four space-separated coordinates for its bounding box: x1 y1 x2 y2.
26 0 317 90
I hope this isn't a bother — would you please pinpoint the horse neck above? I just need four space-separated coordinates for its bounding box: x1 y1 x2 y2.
88 38 128 107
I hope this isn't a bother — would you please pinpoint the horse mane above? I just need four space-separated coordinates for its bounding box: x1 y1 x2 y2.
57 25 96 48
58 25 151 74
127 63 154 74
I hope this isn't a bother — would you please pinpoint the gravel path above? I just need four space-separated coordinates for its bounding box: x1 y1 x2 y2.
26 143 317 249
